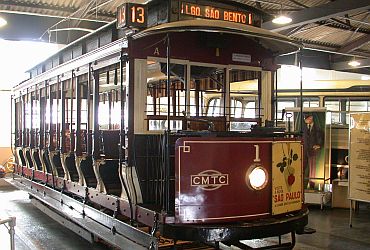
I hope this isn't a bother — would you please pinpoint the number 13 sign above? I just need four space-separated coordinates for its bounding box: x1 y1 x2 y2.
117 3 147 29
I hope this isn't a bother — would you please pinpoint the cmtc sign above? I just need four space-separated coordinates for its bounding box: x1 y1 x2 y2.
191 170 229 191
180 2 253 25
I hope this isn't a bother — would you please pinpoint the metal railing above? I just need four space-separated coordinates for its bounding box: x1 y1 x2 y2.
0 217 16 250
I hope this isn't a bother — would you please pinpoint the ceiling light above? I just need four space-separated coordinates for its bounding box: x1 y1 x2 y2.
348 59 361 67
272 15 292 25
0 16 7 27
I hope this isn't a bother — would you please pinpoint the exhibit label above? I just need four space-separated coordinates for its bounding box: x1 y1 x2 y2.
349 113 370 202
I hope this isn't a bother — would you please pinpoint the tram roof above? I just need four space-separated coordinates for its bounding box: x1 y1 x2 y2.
132 19 302 56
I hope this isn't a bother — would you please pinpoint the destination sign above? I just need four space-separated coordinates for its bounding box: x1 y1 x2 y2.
180 2 253 25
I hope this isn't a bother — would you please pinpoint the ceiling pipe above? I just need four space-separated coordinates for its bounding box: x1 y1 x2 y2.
49 28 94 33
303 47 369 58
278 46 369 58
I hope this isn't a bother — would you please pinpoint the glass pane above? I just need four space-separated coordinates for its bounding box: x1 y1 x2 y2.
303 100 319 108
148 120 182 130
244 101 256 118
347 101 370 111
146 61 186 117
325 100 340 111
191 65 225 117
229 69 259 119
325 100 340 124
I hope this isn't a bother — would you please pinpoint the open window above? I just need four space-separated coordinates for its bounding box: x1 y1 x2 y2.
229 69 260 131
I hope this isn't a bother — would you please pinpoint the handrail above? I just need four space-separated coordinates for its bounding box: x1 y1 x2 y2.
0 216 16 250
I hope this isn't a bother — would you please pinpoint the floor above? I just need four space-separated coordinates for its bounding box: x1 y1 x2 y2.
0 178 370 250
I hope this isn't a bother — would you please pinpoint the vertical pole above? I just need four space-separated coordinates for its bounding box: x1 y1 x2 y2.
275 70 278 126
258 71 262 124
225 67 230 131
43 82 48 151
21 92 26 148
165 34 171 212
75 74 82 156
60 79 66 153
108 91 113 130
299 50 303 134
92 70 100 160
349 199 353 227
26 90 29 148
55 78 60 151
48 83 54 151
70 72 75 152
36 85 39 148
120 55 125 162
11 95 14 155
39 85 45 150
29 89 34 149
119 50 133 222
87 64 92 155
48 81 56 186
9 217 16 250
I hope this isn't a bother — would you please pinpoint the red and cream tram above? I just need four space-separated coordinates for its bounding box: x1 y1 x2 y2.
11 0 308 249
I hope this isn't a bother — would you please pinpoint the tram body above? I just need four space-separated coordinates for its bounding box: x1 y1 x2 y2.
11 0 308 248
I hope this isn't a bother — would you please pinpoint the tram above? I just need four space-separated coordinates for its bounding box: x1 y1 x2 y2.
11 0 308 249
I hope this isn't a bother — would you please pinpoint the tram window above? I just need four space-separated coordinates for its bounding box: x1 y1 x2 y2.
229 69 259 131
32 97 40 129
324 98 370 125
303 100 319 108
231 99 242 117
98 90 121 130
325 99 341 124
346 100 370 111
244 101 256 118
25 101 31 129
149 120 182 131
229 69 258 118
207 98 221 116
97 67 123 130
190 65 225 117
111 100 122 129
146 61 185 131
45 102 59 124
99 97 109 129
81 99 88 130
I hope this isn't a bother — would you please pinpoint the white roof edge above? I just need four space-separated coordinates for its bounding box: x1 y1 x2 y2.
132 19 302 55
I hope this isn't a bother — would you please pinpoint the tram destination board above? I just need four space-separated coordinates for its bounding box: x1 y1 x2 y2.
180 1 253 25
117 3 147 29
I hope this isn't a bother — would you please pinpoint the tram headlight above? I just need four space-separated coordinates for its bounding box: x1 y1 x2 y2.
248 166 268 190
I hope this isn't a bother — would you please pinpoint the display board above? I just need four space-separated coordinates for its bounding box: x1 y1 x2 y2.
349 113 370 202
271 141 303 215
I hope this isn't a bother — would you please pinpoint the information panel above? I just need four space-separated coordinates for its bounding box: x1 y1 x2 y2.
349 113 370 202
180 1 253 25
272 141 303 215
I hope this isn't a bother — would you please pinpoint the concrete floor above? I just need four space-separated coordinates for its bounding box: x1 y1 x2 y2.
0 178 370 250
